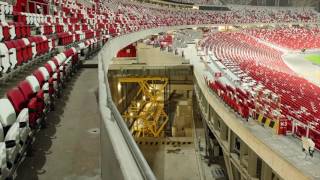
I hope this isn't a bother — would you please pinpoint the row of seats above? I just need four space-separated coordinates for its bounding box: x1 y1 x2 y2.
246 27 320 50
167 0 223 5
0 35 55 76
200 31 320 150
0 47 80 179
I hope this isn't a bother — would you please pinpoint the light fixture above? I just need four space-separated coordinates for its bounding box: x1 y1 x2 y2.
117 82 121 92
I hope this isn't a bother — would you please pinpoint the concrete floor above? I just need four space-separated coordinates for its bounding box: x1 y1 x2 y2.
16 68 101 180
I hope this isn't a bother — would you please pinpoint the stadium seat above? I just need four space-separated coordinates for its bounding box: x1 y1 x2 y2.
6 88 26 114
0 142 9 179
18 80 35 101
21 38 33 62
4 122 21 169
4 41 18 68
16 108 31 148
0 99 20 169
33 68 51 105
0 43 11 74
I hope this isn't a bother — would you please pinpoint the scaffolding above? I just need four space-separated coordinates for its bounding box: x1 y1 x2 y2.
119 77 169 138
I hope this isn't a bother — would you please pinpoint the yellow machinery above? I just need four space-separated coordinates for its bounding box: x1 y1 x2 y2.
119 77 169 138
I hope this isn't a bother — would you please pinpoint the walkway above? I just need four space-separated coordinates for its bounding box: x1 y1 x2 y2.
16 64 101 180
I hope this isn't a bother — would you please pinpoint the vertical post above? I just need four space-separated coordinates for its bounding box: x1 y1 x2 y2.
261 162 272 180
248 150 258 178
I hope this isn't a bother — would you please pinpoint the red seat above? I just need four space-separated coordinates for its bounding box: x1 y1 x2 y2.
44 63 53 75
4 40 19 67
0 23 11 41
33 70 46 87
18 80 35 100
27 97 44 128
9 22 21 39
6 88 26 114
22 38 33 60
11 40 25 64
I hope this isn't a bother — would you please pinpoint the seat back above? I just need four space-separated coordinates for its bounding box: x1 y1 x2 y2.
4 41 17 67
0 142 7 171
33 70 46 87
44 63 53 75
18 80 35 100
25 75 40 93
4 122 20 163
6 88 26 114
0 99 16 128
48 60 57 71
38 67 50 81
0 43 10 73
21 38 32 60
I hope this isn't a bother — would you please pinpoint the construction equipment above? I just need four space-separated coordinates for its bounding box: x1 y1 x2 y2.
119 77 169 138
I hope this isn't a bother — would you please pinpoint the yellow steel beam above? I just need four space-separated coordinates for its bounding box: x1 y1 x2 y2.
119 76 169 138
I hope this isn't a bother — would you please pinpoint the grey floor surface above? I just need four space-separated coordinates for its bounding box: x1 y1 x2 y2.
16 68 101 180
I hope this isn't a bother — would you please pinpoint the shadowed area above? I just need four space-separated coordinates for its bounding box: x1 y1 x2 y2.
15 68 101 180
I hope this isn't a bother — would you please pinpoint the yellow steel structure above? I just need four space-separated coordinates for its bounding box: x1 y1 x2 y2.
119 77 169 138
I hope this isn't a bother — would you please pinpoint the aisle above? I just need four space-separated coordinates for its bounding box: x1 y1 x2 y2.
16 68 101 180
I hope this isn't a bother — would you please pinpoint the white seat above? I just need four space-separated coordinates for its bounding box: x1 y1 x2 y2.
48 39 53 51
8 23 15 40
48 61 59 90
4 122 21 168
17 108 31 148
21 38 31 51
6 45 17 69
47 60 57 72
0 23 3 42
39 67 51 103
56 53 67 65
0 142 9 179
39 67 50 80
0 43 10 73
25 75 40 93
0 99 16 128
30 42 37 58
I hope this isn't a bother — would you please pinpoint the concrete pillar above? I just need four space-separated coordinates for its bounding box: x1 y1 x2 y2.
230 131 236 152
206 99 210 122
261 162 272 180
239 141 248 169
213 111 219 131
248 150 258 178
220 122 228 141
223 152 234 180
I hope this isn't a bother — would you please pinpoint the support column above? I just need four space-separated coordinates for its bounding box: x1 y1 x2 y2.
239 141 248 169
220 122 228 141
223 152 234 180
261 162 273 180
213 111 219 131
248 150 258 179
